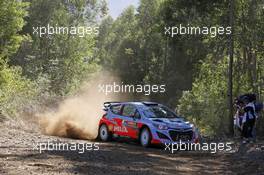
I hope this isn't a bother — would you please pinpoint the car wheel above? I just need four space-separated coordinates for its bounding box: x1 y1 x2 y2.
99 124 112 141
140 127 151 147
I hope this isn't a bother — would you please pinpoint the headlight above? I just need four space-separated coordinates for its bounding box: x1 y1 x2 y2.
153 123 168 130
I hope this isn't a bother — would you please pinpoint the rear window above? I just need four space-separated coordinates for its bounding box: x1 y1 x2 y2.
110 104 122 115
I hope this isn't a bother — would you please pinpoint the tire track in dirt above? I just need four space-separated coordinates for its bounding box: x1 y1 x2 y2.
0 120 263 175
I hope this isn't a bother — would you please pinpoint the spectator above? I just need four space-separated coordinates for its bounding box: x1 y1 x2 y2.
241 96 256 143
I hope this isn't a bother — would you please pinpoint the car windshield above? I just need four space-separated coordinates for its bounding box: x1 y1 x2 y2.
144 105 179 118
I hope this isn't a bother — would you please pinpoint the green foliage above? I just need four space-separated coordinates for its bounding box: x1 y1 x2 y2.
0 0 105 115
96 0 264 136
0 64 37 116
0 0 29 60
0 0 263 136
10 0 106 95
178 56 229 136
0 0 34 116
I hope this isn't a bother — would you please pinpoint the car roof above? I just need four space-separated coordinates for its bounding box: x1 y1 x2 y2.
105 101 159 107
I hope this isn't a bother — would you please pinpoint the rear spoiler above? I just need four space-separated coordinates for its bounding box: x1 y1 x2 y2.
103 102 121 111
142 101 158 106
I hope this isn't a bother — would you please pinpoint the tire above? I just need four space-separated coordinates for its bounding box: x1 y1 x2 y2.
99 124 112 141
140 127 151 147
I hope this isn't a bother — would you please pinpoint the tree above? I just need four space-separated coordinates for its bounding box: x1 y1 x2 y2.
0 0 28 61
0 0 35 116
10 0 107 95
228 0 234 135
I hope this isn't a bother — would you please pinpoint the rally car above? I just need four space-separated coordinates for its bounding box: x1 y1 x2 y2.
98 102 200 147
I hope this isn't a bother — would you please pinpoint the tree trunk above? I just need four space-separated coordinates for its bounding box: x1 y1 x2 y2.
228 0 235 136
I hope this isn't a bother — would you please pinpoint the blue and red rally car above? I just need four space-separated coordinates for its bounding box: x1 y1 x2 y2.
98 102 200 147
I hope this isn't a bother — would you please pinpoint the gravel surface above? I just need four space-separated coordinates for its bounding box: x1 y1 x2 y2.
0 117 263 175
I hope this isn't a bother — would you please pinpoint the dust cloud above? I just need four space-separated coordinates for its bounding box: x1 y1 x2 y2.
39 72 129 140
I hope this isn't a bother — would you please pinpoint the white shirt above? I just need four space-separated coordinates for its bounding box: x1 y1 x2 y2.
242 103 257 123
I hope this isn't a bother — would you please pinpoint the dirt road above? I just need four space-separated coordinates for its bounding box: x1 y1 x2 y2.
0 118 263 175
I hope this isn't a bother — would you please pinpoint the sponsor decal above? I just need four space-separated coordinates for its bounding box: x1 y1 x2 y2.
113 126 128 133
124 121 138 129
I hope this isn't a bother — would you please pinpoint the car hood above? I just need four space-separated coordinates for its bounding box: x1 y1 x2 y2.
149 117 192 129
